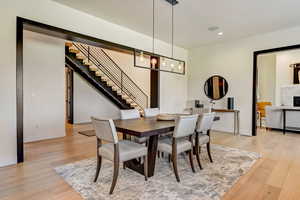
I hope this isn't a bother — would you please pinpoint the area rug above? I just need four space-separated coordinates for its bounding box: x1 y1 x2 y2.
54 145 260 200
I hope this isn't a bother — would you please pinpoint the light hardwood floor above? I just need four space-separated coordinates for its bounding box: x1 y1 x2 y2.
1 126 300 200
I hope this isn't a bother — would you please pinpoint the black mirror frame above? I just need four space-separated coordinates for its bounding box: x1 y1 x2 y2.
204 75 229 101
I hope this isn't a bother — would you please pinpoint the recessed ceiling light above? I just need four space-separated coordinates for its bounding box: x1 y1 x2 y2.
208 26 219 32
218 32 223 36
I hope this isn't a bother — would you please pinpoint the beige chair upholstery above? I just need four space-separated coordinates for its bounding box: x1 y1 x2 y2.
194 112 215 146
120 109 148 144
144 108 160 117
91 117 148 194
158 138 192 154
193 112 216 169
120 109 140 120
91 117 118 143
99 140 147 162
157 114 198 182
196 112 215 133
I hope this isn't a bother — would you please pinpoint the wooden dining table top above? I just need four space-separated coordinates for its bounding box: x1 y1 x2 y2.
114 115 220 138
114 117 175 138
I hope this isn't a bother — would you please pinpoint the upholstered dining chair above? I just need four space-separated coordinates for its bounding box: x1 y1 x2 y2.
144 108 160 117
157 114 198 182
257 102 272 127
194 112 215 170
120 109 148 144
91 117 148 194
120 109 140 120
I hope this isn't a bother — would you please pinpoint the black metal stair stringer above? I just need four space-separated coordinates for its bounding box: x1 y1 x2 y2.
65 53 131 109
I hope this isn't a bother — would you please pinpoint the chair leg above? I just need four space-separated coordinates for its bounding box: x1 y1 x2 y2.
109 160 119 195
168 154 171 163
94 156 102 182
172 153 180 182
144 156 148 181
195 145 203 170
206 143 213 163
188 150 196 173
260 117 262 128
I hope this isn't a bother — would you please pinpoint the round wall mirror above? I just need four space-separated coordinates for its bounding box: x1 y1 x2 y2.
204 75 229 100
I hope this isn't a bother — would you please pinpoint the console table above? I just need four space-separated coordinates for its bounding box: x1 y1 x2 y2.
282 108 300 134
212 109 240 135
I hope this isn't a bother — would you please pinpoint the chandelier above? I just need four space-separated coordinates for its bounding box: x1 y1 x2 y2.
134 0 185 75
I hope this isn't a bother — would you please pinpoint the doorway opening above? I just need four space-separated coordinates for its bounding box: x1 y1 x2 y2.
253 45 300 136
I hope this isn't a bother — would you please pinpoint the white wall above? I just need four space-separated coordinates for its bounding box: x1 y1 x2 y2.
275 50 300 105
0 0 188 167
257 49 300 106
188 25 300 136
104 49 151 103
74 74 120 123
257 54 276 105
23 31 65 143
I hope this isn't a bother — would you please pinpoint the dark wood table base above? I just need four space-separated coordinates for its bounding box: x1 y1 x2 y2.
124 135 158 177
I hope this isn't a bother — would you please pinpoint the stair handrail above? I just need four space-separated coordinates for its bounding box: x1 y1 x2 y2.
99 49 149 98
72 42 149 109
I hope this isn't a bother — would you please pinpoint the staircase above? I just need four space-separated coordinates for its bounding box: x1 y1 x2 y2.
65 42 148 114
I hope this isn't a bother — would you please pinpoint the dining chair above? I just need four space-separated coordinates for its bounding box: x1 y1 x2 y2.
91 117 148 194
120 109 148 144
120 109 140 120
144 108 160 117
257 102 272 127
157 114 198 182
194 112 215 170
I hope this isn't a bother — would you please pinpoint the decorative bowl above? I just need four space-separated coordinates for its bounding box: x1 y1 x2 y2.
157 114 176 121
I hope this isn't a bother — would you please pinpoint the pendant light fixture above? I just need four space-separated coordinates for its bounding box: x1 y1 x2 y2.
134 0 185 75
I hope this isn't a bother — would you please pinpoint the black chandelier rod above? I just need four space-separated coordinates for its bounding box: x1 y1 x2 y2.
171 2 174 58
152 0 155 53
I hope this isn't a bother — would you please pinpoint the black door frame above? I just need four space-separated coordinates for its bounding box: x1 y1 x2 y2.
252 44 300 136
16 17 159 163
65 66 74 124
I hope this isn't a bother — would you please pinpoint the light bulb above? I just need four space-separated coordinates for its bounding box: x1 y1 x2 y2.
162 58 166 66
178 64 182 70
139 51 144 62
151 58 157 68
170 63 175 71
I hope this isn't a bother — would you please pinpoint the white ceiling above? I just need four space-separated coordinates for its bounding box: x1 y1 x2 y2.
53 0 300 48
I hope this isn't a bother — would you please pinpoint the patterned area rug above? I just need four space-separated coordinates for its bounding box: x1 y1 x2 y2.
55 145 260 200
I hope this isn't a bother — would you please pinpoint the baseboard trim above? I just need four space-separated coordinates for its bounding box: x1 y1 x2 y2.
268 128 300 134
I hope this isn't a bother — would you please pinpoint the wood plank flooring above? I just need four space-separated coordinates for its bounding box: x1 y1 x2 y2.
1 126 300 200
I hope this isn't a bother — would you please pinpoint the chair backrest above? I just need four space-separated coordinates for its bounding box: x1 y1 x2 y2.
257 102 272 118
91 117 118 144
120 109 140 120
144 108 160 117
173 114 198 138
196 112 215 133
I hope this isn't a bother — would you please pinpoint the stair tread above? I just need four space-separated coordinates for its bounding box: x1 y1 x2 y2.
69 49 80 54
66 43 146 113
65 42 73 47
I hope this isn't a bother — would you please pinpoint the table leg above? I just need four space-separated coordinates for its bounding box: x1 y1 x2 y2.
147 135 158 177
234 112 236 135
237 111 240 135
283 110 286 135
124 135 158 177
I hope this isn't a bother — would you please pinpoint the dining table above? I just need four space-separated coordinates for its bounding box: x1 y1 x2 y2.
114 114 220 177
